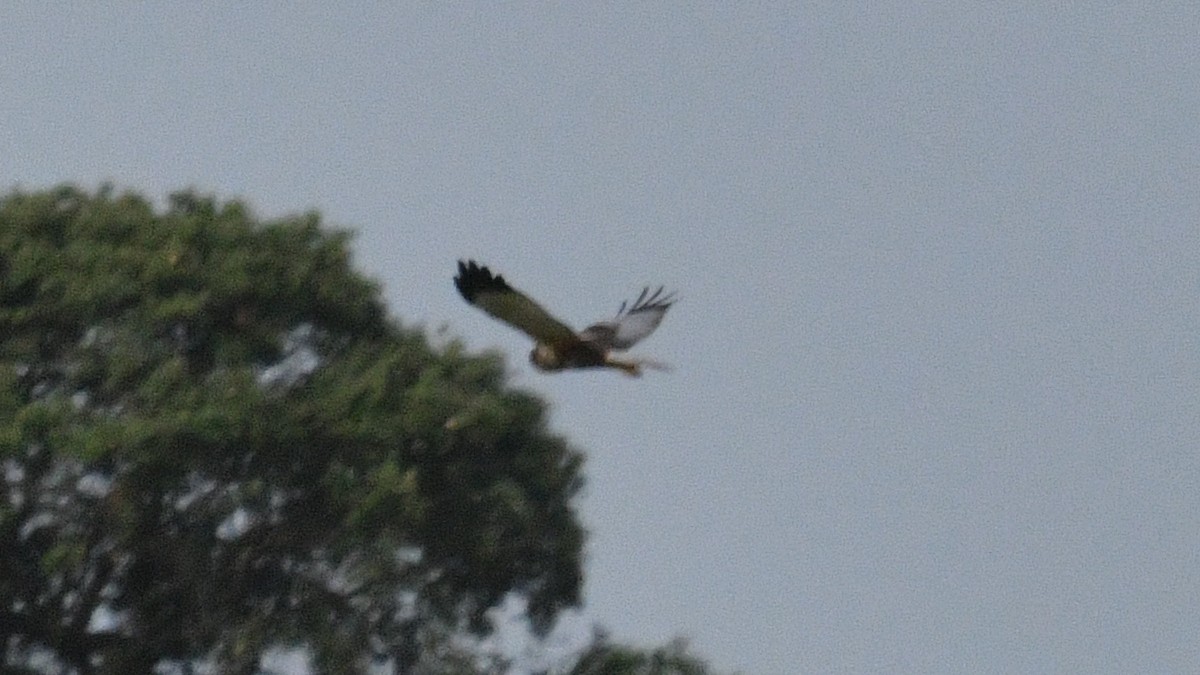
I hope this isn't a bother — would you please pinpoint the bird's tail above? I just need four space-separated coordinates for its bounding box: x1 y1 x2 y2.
607 355 673 377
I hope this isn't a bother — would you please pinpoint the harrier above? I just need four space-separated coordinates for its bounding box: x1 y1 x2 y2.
454 260 675 376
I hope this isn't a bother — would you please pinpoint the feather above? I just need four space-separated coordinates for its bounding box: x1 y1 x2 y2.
455 260 675 373
454 260 578 346
580 286 676 351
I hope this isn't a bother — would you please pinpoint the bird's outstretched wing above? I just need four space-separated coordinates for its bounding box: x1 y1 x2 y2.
454 260 578 346
578 286 676 351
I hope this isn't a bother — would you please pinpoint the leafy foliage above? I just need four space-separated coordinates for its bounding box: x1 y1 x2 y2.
563 634 722 675
0 186 584 673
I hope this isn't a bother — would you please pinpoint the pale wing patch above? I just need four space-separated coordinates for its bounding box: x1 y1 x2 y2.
580 286 675 351
608 306 670 349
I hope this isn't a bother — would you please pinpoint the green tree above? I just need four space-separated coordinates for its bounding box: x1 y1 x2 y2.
0 185 584 674
562 633 722 675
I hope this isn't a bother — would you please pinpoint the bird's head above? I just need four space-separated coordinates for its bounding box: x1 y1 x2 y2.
529 343 563 371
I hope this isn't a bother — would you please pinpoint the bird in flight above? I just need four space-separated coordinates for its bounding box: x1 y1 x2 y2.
454 260 675 376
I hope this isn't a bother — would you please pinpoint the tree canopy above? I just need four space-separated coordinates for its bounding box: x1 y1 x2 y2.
0 185 586 673
564 634 719 675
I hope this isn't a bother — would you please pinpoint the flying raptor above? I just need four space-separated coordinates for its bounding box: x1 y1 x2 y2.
454 260 675 376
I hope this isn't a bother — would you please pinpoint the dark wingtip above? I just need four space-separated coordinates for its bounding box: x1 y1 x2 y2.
620 284 676 314
454 259 510 303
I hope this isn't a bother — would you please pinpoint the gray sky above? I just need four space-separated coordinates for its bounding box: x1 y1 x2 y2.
3 4 1198 673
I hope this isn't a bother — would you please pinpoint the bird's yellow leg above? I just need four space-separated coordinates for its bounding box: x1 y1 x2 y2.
604 355 642 377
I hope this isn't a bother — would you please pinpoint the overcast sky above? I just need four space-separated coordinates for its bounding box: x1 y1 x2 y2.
3 4 1198 673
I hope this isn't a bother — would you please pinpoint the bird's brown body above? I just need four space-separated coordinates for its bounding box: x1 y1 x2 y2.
454 260 674 377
